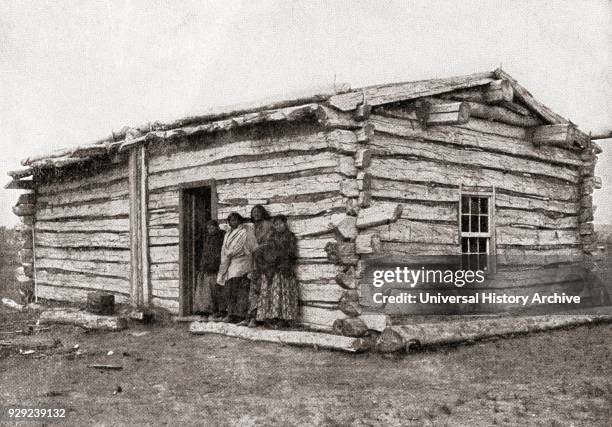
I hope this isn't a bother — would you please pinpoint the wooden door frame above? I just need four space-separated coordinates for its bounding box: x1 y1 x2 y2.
178 180 218 316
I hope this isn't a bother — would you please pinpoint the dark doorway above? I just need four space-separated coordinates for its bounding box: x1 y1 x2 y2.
179 182 216 316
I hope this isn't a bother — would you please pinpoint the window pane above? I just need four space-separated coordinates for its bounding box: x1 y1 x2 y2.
480 198 488 214
461 196 469 214
478 238 488 254
461 215 469 232
469 238 478 253
470 214 479 232
470 197 479 215
480 216 488 233
461 237 469 253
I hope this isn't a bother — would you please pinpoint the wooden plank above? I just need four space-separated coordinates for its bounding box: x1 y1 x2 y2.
417 101 470 125
35 231 130 248
369 157 578 202
370 219 459 244
151 284 179 299
148 129 357 174
36 198 130 220
328 71 494 111
370 114 582 166
148 152 354 191
189 321 368 352
369 133 579 183
441 79 514 104
496 227 580 246
39 308 128 331
384 315 611 350
148 190 179 210
37 163 128 196
496 246 584 265
36 270 130 294
149 210 178 227
219 174 349 203
35 246 130 263
289 213 341 237
35 258 130 279
296 263 343 283
459 117 529 140
300 282 345 303
399 202 457 222
298 236 338 259
532 124 583 149
36 218 130 233
150 245 179 263
217 195 346 218
36 284 130 304
356 203 403 228
496 209 578 229
371 178 458 202
495 193 578 215
151 263 179 280
149 228 180 246
150 173 347 210
37 179 129 206
380 242 461 256
466 102 542 127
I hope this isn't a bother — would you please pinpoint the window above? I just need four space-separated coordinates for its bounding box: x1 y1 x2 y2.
460 194 492 272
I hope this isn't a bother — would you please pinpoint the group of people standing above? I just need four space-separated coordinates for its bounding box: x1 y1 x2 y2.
193 205 300 328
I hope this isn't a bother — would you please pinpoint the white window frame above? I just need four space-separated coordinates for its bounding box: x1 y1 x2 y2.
459 186 496 273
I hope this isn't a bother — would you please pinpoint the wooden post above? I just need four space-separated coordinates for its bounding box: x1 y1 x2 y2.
129 148 141 306
140 144 151 306
128 143 151 308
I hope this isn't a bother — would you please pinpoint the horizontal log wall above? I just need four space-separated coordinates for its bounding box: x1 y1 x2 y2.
34 161 131 303
146 123 353 317
367 111 584 264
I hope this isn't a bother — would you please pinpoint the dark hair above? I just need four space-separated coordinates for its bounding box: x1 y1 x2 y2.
226 212 245 224
206 219 219 228
250 204 271 221
272 214 288 224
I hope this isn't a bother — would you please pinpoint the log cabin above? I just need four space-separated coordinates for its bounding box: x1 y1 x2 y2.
7 69 604 332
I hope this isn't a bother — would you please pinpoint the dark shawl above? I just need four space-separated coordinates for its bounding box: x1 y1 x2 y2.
201 229 226 273
269 229 298 273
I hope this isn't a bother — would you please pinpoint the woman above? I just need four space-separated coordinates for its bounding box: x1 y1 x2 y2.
217 213 252 323
194 220 225 321
254 214 300 326
243 205 274 327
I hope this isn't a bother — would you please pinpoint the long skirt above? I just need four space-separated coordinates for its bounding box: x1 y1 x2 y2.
194 272 216 314
256 270 299 322
194 272 227 314
225 275 251 318
248 270 274 318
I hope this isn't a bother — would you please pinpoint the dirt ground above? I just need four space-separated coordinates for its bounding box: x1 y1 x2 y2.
1 305 611 427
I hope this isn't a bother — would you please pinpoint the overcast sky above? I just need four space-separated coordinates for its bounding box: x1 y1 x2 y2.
0 0 610 226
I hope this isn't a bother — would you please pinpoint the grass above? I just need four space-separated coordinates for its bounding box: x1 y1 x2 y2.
1 303 611 426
